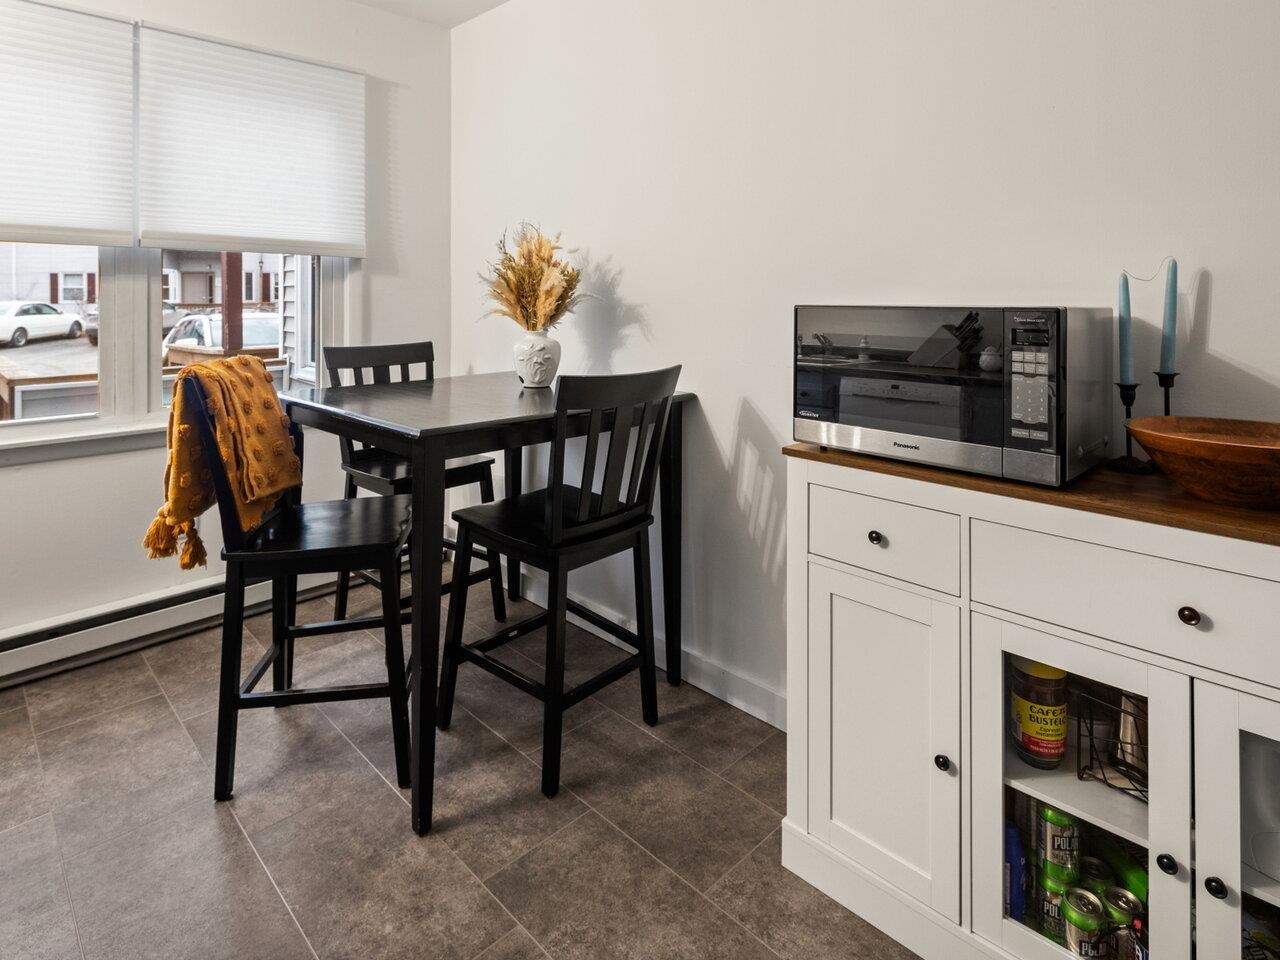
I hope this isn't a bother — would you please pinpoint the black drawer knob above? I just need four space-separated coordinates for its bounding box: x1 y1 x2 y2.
1204 876 1229 899
934 754 951 771
1178 606 1202 626
1156 853 1178 875
868 530 885 546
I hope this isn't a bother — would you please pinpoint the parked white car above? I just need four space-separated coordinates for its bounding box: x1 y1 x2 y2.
0 301 84 347
161 311 283 365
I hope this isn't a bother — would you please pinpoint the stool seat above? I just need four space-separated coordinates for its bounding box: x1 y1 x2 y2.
453 487 651 556
231 494 412 565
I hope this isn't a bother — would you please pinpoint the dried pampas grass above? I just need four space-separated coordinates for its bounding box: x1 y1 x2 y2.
483 224 582 332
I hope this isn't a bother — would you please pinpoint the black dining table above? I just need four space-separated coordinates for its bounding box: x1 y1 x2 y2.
280 371 693 835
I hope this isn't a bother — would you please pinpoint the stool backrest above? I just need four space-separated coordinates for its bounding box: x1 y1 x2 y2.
323 341 435 463
546 366 682 545
181 374 301 553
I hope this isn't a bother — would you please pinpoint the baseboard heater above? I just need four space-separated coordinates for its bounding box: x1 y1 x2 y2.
0 574 333 687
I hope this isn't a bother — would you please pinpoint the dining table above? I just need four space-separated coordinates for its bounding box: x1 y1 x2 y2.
280 371 693 835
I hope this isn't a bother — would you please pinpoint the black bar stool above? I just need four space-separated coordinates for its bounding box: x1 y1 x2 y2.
437 366 682 797
324 341 506 624
183 375 413 800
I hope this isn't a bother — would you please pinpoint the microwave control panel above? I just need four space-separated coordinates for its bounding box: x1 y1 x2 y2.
1004 311 1059 451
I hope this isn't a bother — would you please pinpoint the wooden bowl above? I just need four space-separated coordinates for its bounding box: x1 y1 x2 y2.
1127 416 1280 510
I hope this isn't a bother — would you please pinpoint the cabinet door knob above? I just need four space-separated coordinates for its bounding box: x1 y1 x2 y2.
1178 606 1202 626
1204 876 1229 900
934 754 951 771
1156 853 1178 875
868 530 885 546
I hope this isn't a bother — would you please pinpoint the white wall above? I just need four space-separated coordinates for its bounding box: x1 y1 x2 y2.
451 0 1280 724
0 0 451 649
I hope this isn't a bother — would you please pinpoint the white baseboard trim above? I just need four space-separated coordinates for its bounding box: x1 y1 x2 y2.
0 573 330 680
515 571 786 730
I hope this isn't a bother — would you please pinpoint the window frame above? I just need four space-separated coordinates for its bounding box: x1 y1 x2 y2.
0 246 355 460
60 272 87 303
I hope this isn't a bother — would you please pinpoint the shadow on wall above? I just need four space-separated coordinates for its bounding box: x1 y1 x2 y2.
570 250 652 374
1124 269 1280 427
681 395 787 683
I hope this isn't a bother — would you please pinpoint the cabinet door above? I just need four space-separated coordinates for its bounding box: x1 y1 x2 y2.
1194 682 1280 959
971 614 1191 960
807 562 961 921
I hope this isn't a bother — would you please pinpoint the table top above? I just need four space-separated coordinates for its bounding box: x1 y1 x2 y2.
783 442 1280 547
281 370 693 439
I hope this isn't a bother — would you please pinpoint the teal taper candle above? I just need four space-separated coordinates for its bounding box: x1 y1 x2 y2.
1118 273 1133 383
1160 258 1178 375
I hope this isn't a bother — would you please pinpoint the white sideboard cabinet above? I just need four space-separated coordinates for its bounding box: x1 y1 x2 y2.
783 443 1280 960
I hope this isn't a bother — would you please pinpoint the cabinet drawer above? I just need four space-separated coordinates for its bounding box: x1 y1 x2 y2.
971 520 1280 684
808 484 960 595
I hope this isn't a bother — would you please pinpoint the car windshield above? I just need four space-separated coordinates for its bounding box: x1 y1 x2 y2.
210 318 277 347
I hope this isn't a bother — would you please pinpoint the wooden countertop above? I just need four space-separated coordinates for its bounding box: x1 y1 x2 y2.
783 442 1280 548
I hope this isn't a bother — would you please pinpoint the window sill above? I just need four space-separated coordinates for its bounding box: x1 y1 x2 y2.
0 417 169 467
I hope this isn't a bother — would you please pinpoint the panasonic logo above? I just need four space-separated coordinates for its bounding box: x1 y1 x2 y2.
797 410 820 419
892 441 921 450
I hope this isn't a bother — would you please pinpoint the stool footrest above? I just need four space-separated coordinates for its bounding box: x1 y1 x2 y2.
238 682 391 709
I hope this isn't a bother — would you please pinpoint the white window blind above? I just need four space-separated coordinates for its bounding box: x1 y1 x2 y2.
138 27 366 257
0 0 135 246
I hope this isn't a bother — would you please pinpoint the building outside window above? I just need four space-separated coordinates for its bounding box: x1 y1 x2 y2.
60 272 87 303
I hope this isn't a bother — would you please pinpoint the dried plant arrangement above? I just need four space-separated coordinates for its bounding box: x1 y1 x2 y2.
483 224 582 332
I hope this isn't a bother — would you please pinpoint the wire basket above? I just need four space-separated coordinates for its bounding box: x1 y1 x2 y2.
1075 688 1149 802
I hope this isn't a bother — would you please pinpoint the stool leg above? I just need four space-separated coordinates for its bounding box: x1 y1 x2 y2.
333 474 357 620
271 576 287 695
541 563 569 798
380 555 412 789
283 574 298 689
437 527 473 730
634 534 658 726
478 467 507 623
214 564 246 801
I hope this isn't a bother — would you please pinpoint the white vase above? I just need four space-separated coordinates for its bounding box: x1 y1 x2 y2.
513 328 561 388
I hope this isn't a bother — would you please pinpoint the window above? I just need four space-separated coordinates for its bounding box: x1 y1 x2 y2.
0 242 101 423
61 272 86 302
0 1 364 442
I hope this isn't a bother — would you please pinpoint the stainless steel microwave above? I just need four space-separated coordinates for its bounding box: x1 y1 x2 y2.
793 305 1113 486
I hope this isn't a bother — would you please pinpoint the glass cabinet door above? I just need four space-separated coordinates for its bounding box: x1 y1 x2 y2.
972 613 1192 960
1195 682 1280 959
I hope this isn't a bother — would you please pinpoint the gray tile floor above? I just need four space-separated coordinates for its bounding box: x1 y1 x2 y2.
0 579 918 960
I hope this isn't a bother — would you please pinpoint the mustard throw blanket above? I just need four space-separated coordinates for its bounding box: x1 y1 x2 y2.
144 355 303 569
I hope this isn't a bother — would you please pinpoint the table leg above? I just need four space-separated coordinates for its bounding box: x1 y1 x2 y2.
409 441 446 835
658 402 683 686
503 446 522 600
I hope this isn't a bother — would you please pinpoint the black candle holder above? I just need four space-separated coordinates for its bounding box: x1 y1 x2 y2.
1108 382 1154 474
1155 371 1179 416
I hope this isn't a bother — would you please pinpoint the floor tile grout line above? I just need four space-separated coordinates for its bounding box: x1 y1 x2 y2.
153 656 323 960
226 805 323 960
27 688 171 739
23 695 87 960
703 824 782 895
462 807 591 960
593 695 784 818
531 791 785 960
464 705 782 958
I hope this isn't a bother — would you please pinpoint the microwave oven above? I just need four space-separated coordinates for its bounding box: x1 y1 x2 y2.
793 305 1113 486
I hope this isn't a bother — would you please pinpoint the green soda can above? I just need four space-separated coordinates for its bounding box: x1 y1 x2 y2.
1038 805 1081 883
1101 885 1142 926
1039 872 1070 945
1078 856 1115 896
1061 887 1108 957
